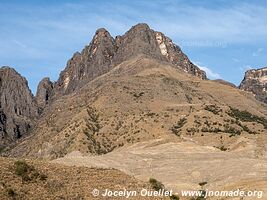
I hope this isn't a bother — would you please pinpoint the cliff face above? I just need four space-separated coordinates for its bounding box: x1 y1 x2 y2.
54 23 206 96
35 77 54 111
0 67 38 145
239 67 267 103
55 28 116 95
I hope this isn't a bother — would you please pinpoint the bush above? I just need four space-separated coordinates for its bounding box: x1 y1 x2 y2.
198 181 207 187
204 105 222 115
149 178 164 191
227 107 267 129
14 160 32 181
133 92 144 98
170 194 180 200
7 188 16 197
171 118 187 136
14 160 47 182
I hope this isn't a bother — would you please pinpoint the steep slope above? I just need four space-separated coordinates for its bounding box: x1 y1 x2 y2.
240 67 267 103
7 56 267 159
53 23 206 97
0 67 38 147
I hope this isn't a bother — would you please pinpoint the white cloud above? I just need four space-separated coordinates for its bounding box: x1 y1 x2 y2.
199 66 222 79
239 65 253 72
194 62 222 79
232 58 240 62
252 48 264 56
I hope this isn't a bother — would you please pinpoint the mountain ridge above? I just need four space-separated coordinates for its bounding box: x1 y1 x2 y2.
52 23 207 98
0 23 266 158
5 56 267 159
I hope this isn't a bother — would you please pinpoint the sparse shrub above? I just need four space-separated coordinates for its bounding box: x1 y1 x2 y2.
84 107 101 139
40 174 48 181
7 188 16 197
14 160 47 182
0 146 5 154
224 126 241 135
146 112 156 117
204 105 222 115
227 107 267 129
185 94 192 103
198 182 208 187
149 178 164 191
170 194 180 200
133 92 144 98
217 146 227 151
14 160 32 181
171 118 187 136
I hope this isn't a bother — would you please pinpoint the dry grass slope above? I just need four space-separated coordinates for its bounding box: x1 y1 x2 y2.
0 157 168 200
5 56 267 159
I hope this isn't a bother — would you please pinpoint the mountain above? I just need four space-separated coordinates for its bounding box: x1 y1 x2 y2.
1 23 267 198
7 55 267 159
1 23 266 160
239 67 267 103
1 23 206 151
0 67 38 146
54 23 206 97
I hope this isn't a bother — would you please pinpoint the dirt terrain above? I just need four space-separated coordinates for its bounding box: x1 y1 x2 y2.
54 135 267 200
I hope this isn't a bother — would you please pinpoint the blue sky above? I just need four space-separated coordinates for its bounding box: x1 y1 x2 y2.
0 0 267 94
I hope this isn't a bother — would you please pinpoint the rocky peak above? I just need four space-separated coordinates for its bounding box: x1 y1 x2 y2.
239 67 267 103
112 23 164 64
36 77 54 110
55 28 116 95
154 31 206 79
54 23 206 96
0 66 38 144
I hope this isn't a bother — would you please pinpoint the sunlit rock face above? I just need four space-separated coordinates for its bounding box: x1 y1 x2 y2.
240 67 267 103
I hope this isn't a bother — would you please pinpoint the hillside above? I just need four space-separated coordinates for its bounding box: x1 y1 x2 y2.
6 56 267 159
0 157 167 200
0 23 266 200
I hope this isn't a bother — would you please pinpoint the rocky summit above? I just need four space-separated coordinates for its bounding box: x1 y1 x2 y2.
54 23 206 96
240 67 267 103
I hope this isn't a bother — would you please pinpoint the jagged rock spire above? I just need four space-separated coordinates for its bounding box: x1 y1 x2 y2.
36 77 54 110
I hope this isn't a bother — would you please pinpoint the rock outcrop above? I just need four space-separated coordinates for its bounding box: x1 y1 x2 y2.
239 67 267 103
36 77 54 110
54 23 206 96
0 67 38 145
55 28 116 95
